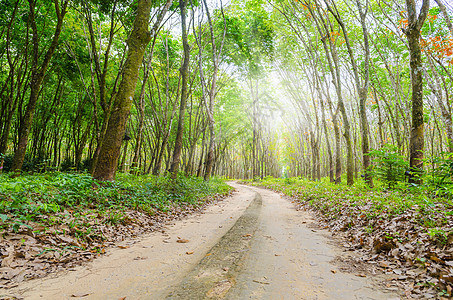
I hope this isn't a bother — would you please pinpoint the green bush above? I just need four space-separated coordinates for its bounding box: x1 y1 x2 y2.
369 144 408 189
1 153 52 173
424 153 453 197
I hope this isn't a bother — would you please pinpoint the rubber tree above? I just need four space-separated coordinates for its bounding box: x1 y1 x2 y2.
169 0 190 179
403 0 429 184
11 0 69 173
310 1 354 185
93 0 172 181
326 0 373 186
199 0 226 181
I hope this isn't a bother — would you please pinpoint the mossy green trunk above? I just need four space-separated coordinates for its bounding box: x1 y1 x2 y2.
11 0 67 173
407 32 424 183
93 0 153 181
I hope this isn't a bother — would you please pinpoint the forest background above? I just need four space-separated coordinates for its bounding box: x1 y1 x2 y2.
1 0 452 186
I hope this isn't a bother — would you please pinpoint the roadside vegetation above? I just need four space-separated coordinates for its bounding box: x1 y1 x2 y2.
0 172 232 288
243 172 453 298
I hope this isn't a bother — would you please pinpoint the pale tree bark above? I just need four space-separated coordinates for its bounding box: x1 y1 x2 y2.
319 0 353 186
316 75 334 182
326 0 373 186
404 0 429 184
194 0 226 181
424 55 453 153
131 81 146 174
202 0 221 181
434 0 453 35
170 0 191 179
150 36 180 176
129 25 161 174
310 2 352 185
93 0 172 181
131 44 158 174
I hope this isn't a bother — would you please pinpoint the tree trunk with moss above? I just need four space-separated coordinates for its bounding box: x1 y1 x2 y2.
93 0 172 181
11 0 68 173
404 0 429 184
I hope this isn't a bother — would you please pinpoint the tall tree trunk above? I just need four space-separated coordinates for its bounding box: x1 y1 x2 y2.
131 82 146 174
356 0 373 186
93 0 171 181
201 0 226 181
424 55 453 153
404 0 429 184
434 0 453 36
170 0 190 179
327 0 373 186
119 139 129 172
11 0 68 173
197 128 207 177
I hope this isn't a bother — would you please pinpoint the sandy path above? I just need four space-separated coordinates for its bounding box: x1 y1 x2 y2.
226 184 398 300
7 186 255 299
6 183 399 300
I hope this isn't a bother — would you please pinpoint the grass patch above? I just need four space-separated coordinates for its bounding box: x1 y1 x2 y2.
0 172 232 241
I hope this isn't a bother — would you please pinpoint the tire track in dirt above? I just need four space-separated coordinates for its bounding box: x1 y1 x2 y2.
225 184 399 300
167 192 262 299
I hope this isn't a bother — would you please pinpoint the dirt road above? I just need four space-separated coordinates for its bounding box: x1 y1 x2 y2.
6 183 399 299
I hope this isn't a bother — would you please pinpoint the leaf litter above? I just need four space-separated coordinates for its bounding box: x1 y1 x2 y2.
0 192 231 291
299 201 453 299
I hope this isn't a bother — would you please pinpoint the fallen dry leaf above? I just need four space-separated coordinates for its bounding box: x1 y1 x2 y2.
176 239 189 243
133 256 147 260
252 279 270 285
0 192 234 290
71 292 90 297
186 251 194 255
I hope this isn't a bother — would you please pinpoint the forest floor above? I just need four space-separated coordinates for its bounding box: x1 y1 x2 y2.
4 183 400 299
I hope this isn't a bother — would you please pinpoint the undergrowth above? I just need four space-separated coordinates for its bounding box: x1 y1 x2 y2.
0 172 232 240
244 176 452 232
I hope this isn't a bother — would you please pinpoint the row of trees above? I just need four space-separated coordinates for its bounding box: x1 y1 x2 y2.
276 0 453 186
1 0 452 184
0 0 280 181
